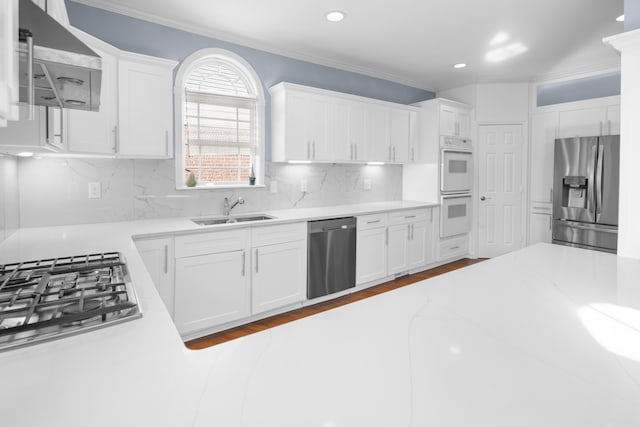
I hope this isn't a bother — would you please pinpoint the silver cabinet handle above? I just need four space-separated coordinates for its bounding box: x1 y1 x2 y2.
112 125 119 153
350 143 354 161
405 215 416 219
165 130 169 156
549 188 553 202
307 140 311 160
312 140 316 159
393 146 396 161
355 144 357 160
411 147 415 162
450 245 459 250
164 244 168 274
407 224 411 241
255 249 259 273
366 219 381 224
430 209 433 223
242 251 246 276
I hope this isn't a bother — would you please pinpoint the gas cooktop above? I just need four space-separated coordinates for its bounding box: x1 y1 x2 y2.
0 252 142 351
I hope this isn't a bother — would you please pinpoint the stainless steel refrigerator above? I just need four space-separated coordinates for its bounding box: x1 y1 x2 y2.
552 135 620 253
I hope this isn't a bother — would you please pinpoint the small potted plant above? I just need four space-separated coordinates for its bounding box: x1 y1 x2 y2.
248 164 256 186
185 169 197 187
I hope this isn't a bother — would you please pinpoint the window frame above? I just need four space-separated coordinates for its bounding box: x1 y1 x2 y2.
174 48 265 190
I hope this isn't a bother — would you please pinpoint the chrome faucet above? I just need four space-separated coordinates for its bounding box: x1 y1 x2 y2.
223 196 244 216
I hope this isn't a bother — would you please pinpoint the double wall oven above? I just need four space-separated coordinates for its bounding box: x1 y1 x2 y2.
440 136 473 238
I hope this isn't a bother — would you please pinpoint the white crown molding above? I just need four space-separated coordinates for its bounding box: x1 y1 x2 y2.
69 0 433 91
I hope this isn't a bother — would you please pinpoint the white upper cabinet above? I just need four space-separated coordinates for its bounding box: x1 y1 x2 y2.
65 29 119 155
390 108 410 162
0 0 19 127
413 98 473 163
117 52 176 158
365 104 391 162
270 82 418 164
439 102 470 137
557 107 607 138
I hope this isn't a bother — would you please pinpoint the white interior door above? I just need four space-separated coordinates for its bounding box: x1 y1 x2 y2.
478 124 524 257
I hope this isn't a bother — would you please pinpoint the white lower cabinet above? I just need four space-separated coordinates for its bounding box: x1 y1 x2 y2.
438 234 469 261
356 214 388 285
252 239 306 314
357 208 435 286
173 229 250 335
387 223 409 275
171 223 306 338
175 250 250 335
135 237 174 318
529 212 552 245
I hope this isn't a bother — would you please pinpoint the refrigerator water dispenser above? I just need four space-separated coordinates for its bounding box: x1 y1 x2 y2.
562 176 588 209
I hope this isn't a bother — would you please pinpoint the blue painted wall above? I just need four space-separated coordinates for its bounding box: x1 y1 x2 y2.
536 71 621 107
625 0 640 31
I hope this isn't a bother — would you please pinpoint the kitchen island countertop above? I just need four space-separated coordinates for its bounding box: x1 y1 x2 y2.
1 201 640 426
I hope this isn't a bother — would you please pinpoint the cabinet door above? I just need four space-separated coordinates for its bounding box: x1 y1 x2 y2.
366 104 391 161
356 227 387 284
329 98 350 161
118 56 174 158
606 105 620 135
408 221 430 269
307 94 329 161
408 110 419 162
529 213 552 245
252 240 306 314
455 109 470 137
390 108 410 162
387 224 408 275
557 107 606 138
284 91 309 160
135 238 174 318
174 250 249 335
67 46 118 154
0 105 47 150
348 101 366 161
530 111 558 204
440 106 457 136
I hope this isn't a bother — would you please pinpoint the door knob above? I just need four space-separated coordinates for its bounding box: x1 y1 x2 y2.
480 196 486 201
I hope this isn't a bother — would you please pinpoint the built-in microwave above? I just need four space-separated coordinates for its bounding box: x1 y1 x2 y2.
441 194 472 238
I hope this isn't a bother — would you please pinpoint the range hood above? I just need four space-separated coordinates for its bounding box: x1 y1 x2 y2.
18 0 102 111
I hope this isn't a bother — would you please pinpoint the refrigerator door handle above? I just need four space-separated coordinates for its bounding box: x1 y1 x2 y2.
595 143 604 219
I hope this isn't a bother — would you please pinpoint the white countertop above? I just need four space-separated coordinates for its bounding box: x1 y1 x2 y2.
1 201 640 426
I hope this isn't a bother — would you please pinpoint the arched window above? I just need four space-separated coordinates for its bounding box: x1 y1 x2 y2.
174 48 264 188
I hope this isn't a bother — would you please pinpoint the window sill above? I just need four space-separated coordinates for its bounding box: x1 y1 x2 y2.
176 183 266 191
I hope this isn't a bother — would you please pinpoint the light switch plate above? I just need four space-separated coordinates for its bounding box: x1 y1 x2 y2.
300 180 308 193
88 182 101 199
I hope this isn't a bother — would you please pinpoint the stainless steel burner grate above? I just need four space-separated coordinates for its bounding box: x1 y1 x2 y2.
0 252 142 351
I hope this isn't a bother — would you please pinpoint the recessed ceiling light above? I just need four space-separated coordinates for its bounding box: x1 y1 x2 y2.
453 63 467 69
616 14 625 22
325 10 346 22
17 151 34 157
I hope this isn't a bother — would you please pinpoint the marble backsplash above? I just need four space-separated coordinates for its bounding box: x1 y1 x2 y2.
17 158 403 227
0 156 20 241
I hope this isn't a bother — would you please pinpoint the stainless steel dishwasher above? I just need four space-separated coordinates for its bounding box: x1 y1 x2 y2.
307 217 356 299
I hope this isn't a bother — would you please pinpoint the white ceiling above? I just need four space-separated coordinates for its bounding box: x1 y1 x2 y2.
71 0 624 92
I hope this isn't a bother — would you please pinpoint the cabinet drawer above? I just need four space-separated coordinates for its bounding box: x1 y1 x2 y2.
357 213 388 230
175 229 248 258
252 222 306 247
439 235 468 261
389 209 427 225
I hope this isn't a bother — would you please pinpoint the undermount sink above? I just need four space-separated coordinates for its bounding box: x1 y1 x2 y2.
191 214 275 226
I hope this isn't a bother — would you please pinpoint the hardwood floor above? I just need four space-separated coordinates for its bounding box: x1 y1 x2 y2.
185 257 486 350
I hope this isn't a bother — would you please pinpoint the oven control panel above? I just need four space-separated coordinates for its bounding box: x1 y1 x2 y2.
440 136 472 150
